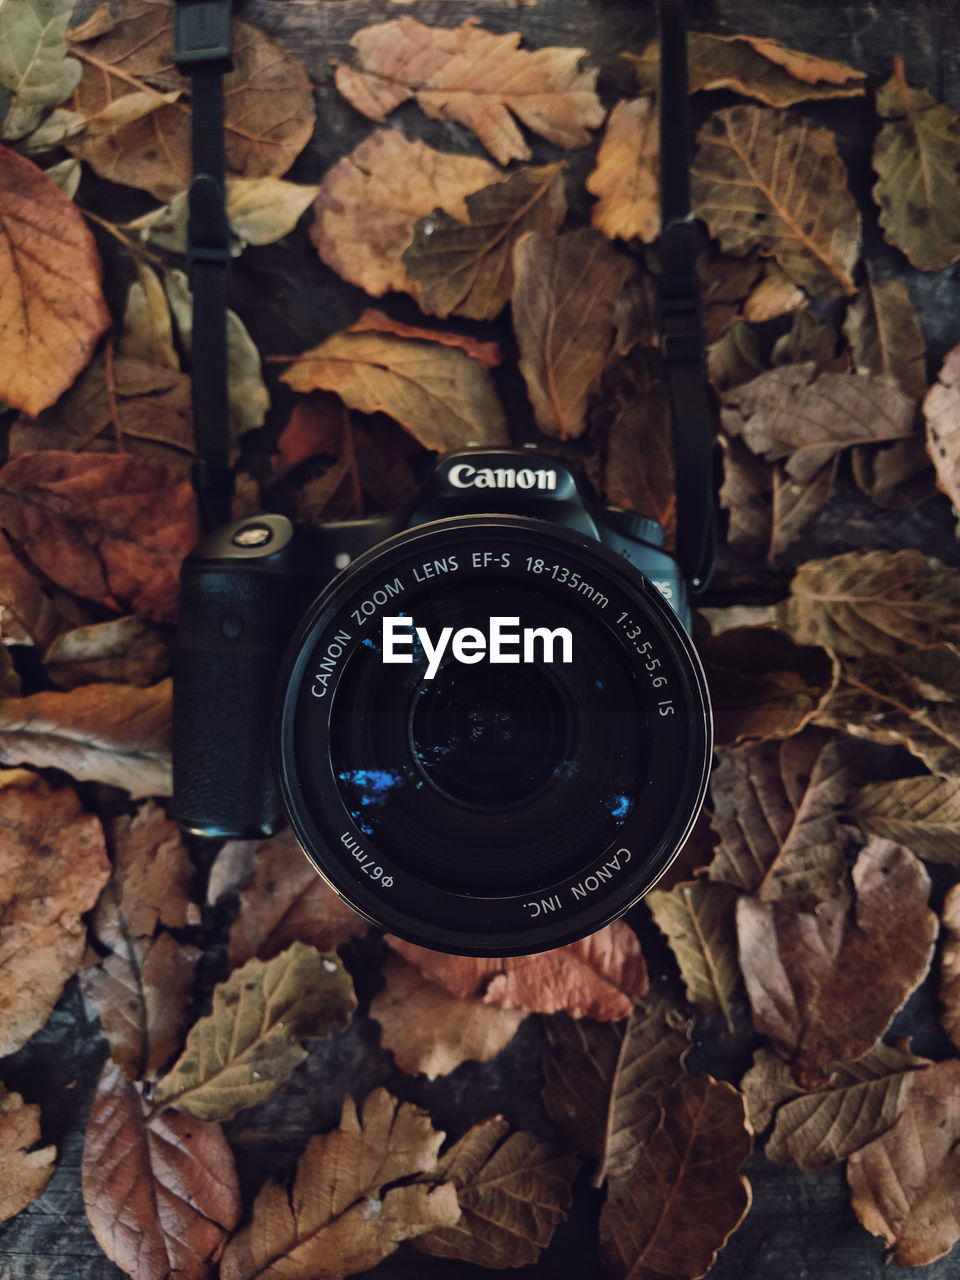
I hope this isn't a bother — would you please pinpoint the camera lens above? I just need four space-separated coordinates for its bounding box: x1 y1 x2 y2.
276 517 711 956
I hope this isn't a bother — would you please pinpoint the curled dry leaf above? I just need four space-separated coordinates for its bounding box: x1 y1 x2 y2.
116 261 178 370
701 624 838 746
414 1116 578 1267
769 456 839 557
82 1059 240 1280
777 549 960 660
599 1076 752 1280
587 96 659 243
742 263 805 323
0 144 110 416
0 529 81 649
853 775 960 863
45 615 171 689
514 228 631 440
0 678 171 797
737 838 938 1080
843 265 926 403
66 2 315 200
402 163 567 321
0 451 197 624
0 769 109 1057
371 954 525 1080
542 993 691 1183
0 1083 57 1223
692 105 860 298
335 17 603 165
940 884 960 1050
223 828 368 968
129 176 320 254
220 1089 460 1280
924 343 960 523
0 0 82 140
349 307 502 367
739 1048 806 1134
311 129 500 299
872 61 960 273
647 881 740 1031
388 919 648 1020
847 1059 960 1267
709 730 856 903
152 941 357 1122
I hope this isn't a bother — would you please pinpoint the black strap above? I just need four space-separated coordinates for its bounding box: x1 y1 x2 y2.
658 0 716 592
173 0 234 532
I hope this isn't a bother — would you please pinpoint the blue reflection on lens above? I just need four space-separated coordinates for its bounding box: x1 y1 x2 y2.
338 767 406 809
605 793 631 820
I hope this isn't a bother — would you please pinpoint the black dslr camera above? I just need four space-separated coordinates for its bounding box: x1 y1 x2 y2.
171 0 715 955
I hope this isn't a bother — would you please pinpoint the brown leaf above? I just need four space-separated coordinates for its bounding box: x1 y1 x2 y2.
11 355 194 471
116 261 179 369
82 932 200 1082
388 920 648 1020
692 105 860 298
596 363 676 550
924 342 960 523
348 308 501 367
0 1084 56 1223
311 129 500 298
742 264 805 322
222 828 369 969
769 456 838 557
587 96 659 243
709 321 766 394
718 434 772 557
851 434 936 509
777 549 960 660
67 2 314 200
281 326 508 454
0 144 110 415
843 265 926 402
0 679 171 797
335 17 603 165
647 882 740 1031
44 615 171 688
737 838 937 1079
0 529 82 649
414 1116 578 1267
513 228 631 439
872 61 960 273
599 1076 752 1280
702 625 839 746
847 1059 960 1266
152 942 357 1122
940 884 960 1050
740 1048 806 1134
219 1088 460 1280
370 955 525 1080
0 770 109 1057
542 994 691 1184
82 1059 240 1280
853 775 960 863
402 163 567 320
709 730 856 903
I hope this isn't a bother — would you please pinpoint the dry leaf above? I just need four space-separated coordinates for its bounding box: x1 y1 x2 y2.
647 881 740 1031
82 1059 240 1280
587 96 659 243
853 775 960 863
371 954 525 1080
739 1048 806 1133
843 266 926 402
0 144 110 416
599 1076 752 1280
0 529 81 649
737 838 937 1080
43 157 81 202
116 261 178 370
223 828 368 968
872 61 960 272
0 0 81 140
152 942 357 1122
709 730 856 903
311 129 500 298
335 16 603 165
769 456 838 556
281 326 508 454
67 2 314 200
692 105 860 298
0 1083 56 1223
777 549 960 660
0 769 110 1057
542 994 691 1184
388 920 648 1020
847 1059 960 1266
414 1116 578 1267
742 264 805 322
44 615 171 688
709 321 766 394
701 624 839 746
924 343 960 523
129 176 320 254
940 884 960 1050
514 228 631 439
348 307 502 367
402 163 567 320
0 679 171 796
219 1088 460 1280
0 451 197 623
718 434 772 557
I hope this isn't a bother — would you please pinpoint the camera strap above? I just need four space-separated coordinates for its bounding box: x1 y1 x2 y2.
173 0 234 532
658 0 716 592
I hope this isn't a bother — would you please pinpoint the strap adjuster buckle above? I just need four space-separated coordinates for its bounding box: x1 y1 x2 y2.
173 0 233 72
659 295 704 363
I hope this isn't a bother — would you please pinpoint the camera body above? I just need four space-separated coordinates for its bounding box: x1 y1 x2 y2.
172 445 690 842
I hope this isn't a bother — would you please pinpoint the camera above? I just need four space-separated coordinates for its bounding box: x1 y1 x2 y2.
173 446 712 956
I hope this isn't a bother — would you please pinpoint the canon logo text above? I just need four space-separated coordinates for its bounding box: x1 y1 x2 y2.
447 463 557 491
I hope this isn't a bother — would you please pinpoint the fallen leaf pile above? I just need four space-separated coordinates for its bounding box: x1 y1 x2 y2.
1 0 960 1277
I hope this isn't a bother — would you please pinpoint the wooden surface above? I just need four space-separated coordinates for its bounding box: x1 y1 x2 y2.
2 0 960 1277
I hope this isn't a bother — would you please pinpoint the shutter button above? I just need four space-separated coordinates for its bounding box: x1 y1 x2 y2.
232 523 273 548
